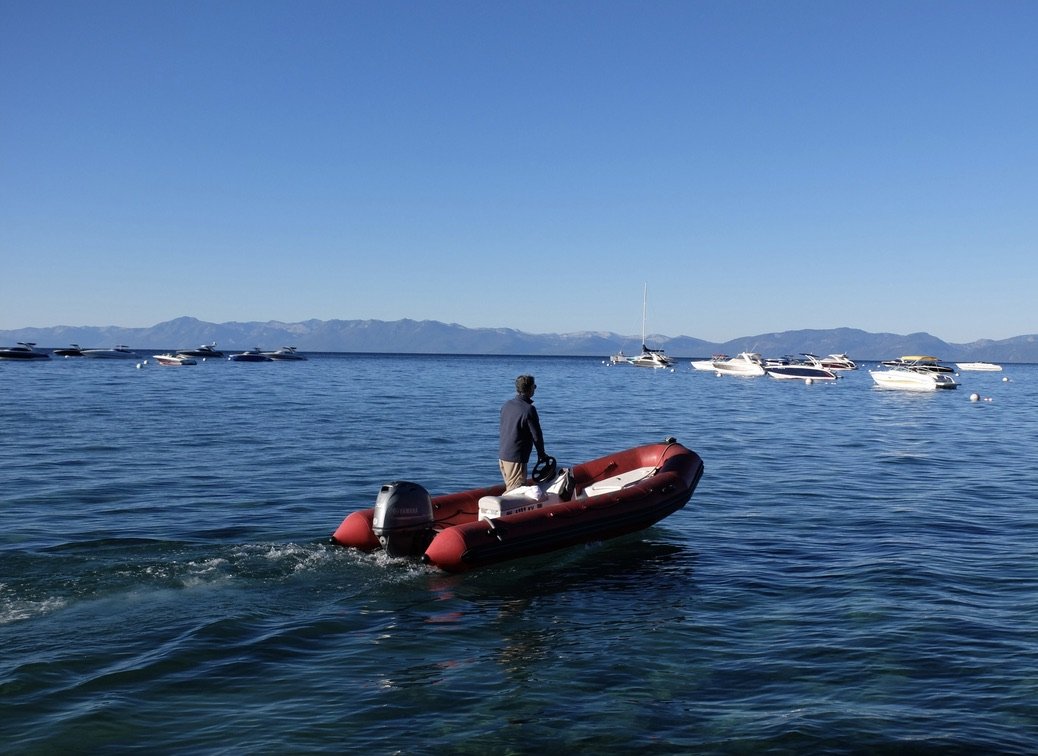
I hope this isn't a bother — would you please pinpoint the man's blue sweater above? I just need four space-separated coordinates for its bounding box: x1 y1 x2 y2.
498 394 545 463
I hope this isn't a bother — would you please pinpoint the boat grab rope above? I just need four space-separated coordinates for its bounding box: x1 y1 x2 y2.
653 437 681 474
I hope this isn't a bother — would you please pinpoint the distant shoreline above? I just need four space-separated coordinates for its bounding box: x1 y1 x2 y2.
2 317 1035 362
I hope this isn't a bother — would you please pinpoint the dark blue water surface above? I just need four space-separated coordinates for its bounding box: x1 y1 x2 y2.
2 354 1036 754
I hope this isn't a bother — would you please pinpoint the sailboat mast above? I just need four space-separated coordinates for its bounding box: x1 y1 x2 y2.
641 283 648 347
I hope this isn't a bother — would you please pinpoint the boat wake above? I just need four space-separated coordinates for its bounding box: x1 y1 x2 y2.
0 585 68 625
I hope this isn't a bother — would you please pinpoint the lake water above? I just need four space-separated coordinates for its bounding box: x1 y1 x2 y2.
2 354 1036 753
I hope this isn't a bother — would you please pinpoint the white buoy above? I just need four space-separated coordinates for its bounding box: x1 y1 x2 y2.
136 362 143 369
1002 376 1009 382
805 377 814 385
969 392 980 402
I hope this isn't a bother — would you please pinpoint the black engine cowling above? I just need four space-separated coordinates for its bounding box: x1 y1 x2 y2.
371 481 434 557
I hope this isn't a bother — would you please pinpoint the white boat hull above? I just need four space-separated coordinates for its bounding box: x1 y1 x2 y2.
153 354 196 366
870 369 958 391
955 362 1002 372
714 365 765 376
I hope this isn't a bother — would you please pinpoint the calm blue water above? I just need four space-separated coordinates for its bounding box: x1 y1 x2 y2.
2 354 1036 754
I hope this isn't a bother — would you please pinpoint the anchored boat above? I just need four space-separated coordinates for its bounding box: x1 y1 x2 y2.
176 342 224 358
764 354 840 382
53 344 85 357
329 439 704 573
228 348 273 362
265 346 308 360
0 342 51 360
869 366 959 391
82 345 139 359
712 352 765 377
955 361 1002 372
627 284 675 368
153 353 197 366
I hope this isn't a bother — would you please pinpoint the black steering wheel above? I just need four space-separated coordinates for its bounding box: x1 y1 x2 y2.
532 455 557 484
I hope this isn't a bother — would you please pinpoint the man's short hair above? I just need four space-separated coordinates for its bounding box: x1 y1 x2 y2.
515 374 535 394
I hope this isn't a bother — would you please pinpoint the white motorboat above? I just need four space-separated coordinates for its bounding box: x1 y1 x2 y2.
819 353 857 370
82 345 139 359
712 352 765 377
764 354 839 382
870 367 958 391
955 362 1003 372
153 353 197 366
609 349 629 365
0 342 51 360
628 284 674 368
265 346 308 361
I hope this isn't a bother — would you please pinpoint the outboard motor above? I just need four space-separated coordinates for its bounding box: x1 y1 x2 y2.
371 481 435 557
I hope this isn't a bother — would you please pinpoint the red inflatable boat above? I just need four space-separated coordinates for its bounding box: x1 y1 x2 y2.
329 438 704 573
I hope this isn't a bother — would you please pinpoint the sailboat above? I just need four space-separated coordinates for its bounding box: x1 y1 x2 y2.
628 284 674 368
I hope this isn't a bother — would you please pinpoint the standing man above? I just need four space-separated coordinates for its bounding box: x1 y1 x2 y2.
499 374 548 491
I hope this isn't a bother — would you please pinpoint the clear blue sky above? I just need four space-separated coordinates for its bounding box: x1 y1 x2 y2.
2 1 1035 343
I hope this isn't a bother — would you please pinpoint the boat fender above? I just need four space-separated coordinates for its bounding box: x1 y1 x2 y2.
371 481 435 557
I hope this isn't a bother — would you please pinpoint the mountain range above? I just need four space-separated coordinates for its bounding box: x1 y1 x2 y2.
2 316 1036 362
